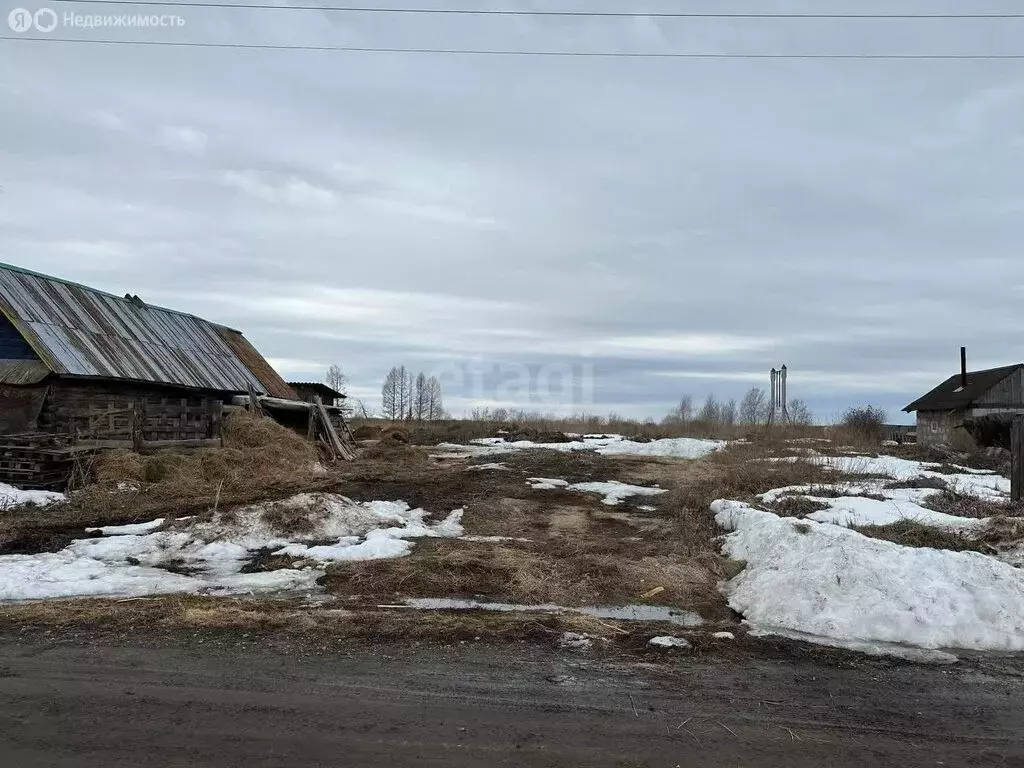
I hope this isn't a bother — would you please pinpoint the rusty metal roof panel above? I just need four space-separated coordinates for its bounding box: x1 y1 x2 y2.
0 263 278 394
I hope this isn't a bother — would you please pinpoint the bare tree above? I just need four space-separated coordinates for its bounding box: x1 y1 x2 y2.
413 372 429 420
788 398 813 427
324 364 348 402
662 395 693 425
350 397 373 420
739 387 767 426
697 394 721 424
395 365 413 421
721 398 738 426
426 376 444 420
381 367 401 421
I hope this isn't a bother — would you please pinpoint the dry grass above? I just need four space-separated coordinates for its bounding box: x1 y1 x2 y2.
0 411 331 555
0 596 637 643
850 520 988 553
769 495 832 518
922 488 1024 520
884 476 950 491
320 537 729 619
670 444 833 511
383 417 826 446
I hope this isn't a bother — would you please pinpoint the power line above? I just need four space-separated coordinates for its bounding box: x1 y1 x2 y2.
37 0 1024 19
3 36 1023 58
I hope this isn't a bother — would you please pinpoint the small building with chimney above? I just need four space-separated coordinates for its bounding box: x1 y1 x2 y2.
903 349 1024 447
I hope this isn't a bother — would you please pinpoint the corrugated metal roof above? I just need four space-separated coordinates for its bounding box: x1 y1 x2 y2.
288 381 347 400
0 262 283 395
219 329 297 400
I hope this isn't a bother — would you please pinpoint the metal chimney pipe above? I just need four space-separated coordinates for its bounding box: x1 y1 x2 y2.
961 347 967 389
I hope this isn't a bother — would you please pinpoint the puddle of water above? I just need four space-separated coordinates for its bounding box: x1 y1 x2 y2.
402 597 703 627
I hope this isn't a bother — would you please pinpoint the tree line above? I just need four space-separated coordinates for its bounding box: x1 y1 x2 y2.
663 388 813 427
381 366 445 421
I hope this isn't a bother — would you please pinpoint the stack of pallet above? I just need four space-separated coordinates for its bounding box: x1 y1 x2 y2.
0 432 96 490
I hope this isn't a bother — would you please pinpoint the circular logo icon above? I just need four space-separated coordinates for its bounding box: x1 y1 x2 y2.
7 8 33 32
33 7 57 32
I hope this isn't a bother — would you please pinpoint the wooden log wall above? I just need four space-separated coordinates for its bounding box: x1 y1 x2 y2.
37 381 223 445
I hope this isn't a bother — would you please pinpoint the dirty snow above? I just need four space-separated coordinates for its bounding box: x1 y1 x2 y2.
466 462 509 471
433 434 722 460
712 631 735 640
817 455 1009 499
402 598 703 626
760 484 984 531
559 632 594 650
0 483 65 509
756 451 1023 538
0 494 464 601
713 500 1024 653
804 491 984 531
526 477 666 505
85 518 167 536
648 636 692 649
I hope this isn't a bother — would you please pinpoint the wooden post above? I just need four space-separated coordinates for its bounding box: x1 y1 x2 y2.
1012 415 1024 502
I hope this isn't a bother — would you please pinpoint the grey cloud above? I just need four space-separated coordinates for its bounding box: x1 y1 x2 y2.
3 2 1024 422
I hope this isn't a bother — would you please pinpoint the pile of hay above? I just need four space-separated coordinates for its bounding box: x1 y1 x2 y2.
90 410 320 494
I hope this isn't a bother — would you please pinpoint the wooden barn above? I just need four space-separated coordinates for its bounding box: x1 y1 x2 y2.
0 262 298 485
288 382 346 408
903 349 1024 447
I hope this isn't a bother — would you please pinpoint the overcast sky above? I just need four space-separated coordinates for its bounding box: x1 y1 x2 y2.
2 1 1023 422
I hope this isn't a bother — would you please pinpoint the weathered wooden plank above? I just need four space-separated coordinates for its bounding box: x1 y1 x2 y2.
1012 415 1023 502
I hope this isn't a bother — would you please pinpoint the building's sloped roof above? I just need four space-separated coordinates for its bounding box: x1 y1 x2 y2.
288 382 347 400
903 364 1023 412
0 262 295 398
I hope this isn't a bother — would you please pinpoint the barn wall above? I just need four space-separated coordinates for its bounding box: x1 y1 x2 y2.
36 380 224 443
0 384 48 433
916 409 969 446
974 368 1024 407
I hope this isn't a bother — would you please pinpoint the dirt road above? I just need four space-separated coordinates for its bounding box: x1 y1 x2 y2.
0 634 1020 767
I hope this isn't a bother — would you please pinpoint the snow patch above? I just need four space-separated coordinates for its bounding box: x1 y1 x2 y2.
435 434 722 460
648 636 692 649
713 500 1024 653
559 632 594 650
0 483 64 509
85 518 166 536
0 494 464 601
402 598 703 626
527 477 666 506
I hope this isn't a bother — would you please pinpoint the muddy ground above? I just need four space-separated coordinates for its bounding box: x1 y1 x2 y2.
0 437 1019 666
0 629 1021 767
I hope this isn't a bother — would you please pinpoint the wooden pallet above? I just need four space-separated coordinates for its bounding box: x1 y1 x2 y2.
0 435 99 490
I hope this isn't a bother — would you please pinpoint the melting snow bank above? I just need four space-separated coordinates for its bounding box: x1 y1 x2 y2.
759 485 985 531
402 598 704 626
0 494 463 601
713 500 1024 655
526 478 666 505
433 434 723 460
0 482 65 509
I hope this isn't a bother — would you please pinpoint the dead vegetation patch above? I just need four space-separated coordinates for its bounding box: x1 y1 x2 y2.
850 520 988 553
769 496 832 518
885 477 950 491
359 440 427 464
0 410 331 556
498 448 624 483
320 537 730 620
922 489 1024 520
